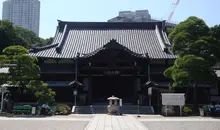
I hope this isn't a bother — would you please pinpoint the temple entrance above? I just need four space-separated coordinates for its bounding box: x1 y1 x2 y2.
92 76 134 103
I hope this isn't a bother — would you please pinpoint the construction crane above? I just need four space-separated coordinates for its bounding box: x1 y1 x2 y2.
167 0 181 22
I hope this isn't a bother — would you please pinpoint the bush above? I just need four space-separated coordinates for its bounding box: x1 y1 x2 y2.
56 104 71 115
40 107 52 115
183 106 192 113
202 105 209 112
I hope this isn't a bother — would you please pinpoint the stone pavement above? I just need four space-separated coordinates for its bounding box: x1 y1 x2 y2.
0 115 92 130
142 121 220 130
136 115 220 130
136 115 220 121
1 114 220 130
85 114 148 130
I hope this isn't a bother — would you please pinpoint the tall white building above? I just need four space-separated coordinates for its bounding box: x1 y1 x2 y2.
2 0 40 36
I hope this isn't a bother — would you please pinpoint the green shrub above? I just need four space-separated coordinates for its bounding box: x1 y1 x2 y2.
183 106 192 113
202 105 209 112
56 104 71 115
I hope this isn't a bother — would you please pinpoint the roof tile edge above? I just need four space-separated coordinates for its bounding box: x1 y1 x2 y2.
56 24 68 53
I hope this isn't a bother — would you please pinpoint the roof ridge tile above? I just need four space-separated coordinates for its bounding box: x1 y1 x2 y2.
56 24 68 53
29 43 58 53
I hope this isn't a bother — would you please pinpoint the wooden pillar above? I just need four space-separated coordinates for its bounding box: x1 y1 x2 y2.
145 53 151 81
148 59 151 81
88 62 92 105
133 73 137 105
218 80 220 96
133 61 138 104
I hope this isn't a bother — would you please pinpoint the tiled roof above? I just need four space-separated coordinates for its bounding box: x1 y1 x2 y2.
30 21 177 59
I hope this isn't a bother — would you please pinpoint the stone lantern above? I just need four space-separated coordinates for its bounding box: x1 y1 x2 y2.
107 95 120 115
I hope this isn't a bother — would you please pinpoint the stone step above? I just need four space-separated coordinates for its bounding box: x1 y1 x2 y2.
73 105 154 114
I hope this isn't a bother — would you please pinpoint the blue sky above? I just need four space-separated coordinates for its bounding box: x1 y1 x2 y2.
0 0 219 38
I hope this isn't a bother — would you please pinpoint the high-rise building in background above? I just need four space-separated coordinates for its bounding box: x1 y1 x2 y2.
108 10 176 28
2 0 40 36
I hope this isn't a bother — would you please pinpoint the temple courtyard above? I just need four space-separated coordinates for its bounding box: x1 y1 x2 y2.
0 114 220 130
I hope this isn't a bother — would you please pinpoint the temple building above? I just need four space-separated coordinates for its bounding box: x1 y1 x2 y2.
27 20 217 106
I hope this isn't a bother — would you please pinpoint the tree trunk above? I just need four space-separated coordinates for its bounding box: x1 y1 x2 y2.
193 82 198 113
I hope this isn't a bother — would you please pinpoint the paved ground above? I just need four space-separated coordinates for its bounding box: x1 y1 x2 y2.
85 114 148 130
0 120 89 130
0 116 91 130
0 114 220 130
137 115 220 130
142 121 220 130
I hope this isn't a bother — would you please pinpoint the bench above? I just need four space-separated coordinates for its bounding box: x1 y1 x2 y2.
12 105 32 114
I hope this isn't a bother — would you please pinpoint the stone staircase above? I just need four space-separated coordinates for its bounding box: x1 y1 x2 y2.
73 105 154 114
120 105 154 114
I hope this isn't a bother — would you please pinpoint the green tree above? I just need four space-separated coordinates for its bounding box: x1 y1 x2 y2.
0 46 55 103
0 62 8 86
3 46 40 85
0 20 53 52
34 37 53 47
167 28 174 35
209 25 220 61
14 26 43 49
168 16 210 55
210 25 220 41
165 16 219 112
26 80 55 104
0 20 16 53
0 46 40 97
164 55 217 110
0 55 9 87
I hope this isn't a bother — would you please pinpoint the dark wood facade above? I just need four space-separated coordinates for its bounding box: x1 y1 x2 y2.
36 46 175 105
37 40 151 104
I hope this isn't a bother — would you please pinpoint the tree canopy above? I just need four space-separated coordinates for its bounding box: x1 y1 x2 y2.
164 16 219 109
168 16 220 61
1 46 40 87
0 20 53 53
0 46 55 104
26 80 55 104
166 16 219 83
169 17 209 54
164 55 217 89
14 26 44 49
0 20 16 53
210 25 220 41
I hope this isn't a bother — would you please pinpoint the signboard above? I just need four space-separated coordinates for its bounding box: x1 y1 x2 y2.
103 71 120 76
161 93 185 106
210 96 220 102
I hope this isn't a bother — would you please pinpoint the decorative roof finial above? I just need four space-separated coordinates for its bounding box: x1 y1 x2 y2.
77 52 80 58
145 53 149 58
110 39 117 43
